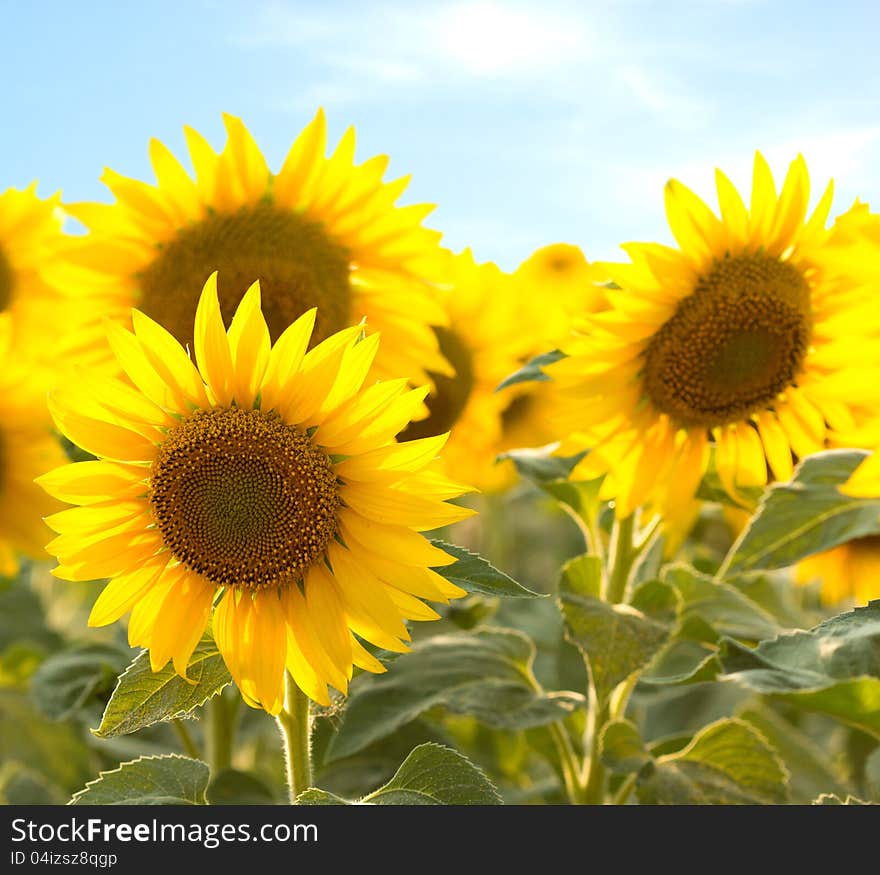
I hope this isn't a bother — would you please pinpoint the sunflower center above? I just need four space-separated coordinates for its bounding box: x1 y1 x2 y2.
150 407 340 591
138 203 352 350
642 253 812 428
399 327 475 440
0 245 13 312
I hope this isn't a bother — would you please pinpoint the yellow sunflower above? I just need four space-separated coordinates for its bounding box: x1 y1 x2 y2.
400 250 535 491
0 183 94 365
0 317 66 576
795 537 880 606
548 153 880 520
513 242 609 350
38 274 473 714
63 111 451 396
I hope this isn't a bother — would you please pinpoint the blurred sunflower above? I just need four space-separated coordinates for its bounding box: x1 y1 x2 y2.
0 184 96 365
549 153 880 520
38 274 472 713
400 250 535 491
795 537 880 606
0 318 66 576
513 242 608 350
64 111 451 397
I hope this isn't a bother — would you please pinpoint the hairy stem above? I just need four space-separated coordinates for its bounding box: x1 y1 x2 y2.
275 672 313 803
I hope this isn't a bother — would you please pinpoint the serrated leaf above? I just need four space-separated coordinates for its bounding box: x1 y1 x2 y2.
206 769 276 805
721 450 880 575
560 555 671 701
430 541 543 598
664 565 779 641
813 793 873 805
70 755 209 805
496 349 566 391
95 633 231 737
299 744 501 805
640 639 721 686
719 602 880 738
636 718 789 804
31 642 132 721
738 703 850 803
600 719 651 774
327 628 583 760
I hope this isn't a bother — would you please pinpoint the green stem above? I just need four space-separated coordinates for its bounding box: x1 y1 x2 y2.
605 514 636 604
583 697 610 804
171 719 200 760
548 721 588 804
206 692 236 772
275 672 313 803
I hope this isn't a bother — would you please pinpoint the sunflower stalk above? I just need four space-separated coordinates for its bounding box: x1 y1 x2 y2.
206 691 238 772
276 671 313 803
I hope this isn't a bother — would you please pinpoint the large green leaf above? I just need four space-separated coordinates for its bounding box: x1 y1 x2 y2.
738 704 850 803
663 565 780 641
70 755 209 805
327 628 583 760
299 744 501 805
496 349 566 391
720 450 880 575
430 541 543 598
31 642 132 721
636 718 789 804
719 601 880 738
95 633 231 737
560 555 671 701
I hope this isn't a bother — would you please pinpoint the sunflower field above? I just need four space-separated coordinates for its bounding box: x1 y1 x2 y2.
2 12 880 815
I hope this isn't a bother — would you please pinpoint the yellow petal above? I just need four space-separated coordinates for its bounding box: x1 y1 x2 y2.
227 280 271 406
193 272 234 405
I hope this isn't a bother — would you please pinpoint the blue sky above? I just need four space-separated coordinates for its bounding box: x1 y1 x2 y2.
2 0 879 268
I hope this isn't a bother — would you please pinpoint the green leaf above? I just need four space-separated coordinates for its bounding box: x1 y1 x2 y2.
0 581 61 651
430 541 544 599
663 565 779 641
496 349 566 391
0 689 94 792
640 639 721 686
636 718 789 805
0 762 63 805
560 555 671 702
31 642 132 721
720 449 880 575
95 633 231 738
719 602 880 738
206 769 277 805
299 744 501 805
327 627 583 760
498 446 602 521
738 703 850 803
813 793 873 805
70 755 209 805
600 720 652 774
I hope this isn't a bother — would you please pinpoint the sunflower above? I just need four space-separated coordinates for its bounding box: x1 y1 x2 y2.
38 274 473 713
0 317 66 576
795 537 880 606
63 111 451 397
513 242 608 350
548 153 880 520
400 250 536 491
0 183 95 365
